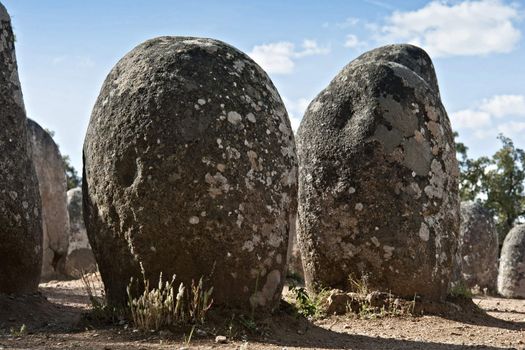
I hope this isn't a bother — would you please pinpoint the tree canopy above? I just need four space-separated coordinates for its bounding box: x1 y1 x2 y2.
455 133 525 245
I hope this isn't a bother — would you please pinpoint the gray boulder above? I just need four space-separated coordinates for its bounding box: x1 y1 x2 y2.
83 36 297 310
498 224 525 298
452 201 498 292
64 187 96 278
27 119 70 279
0 3 43 294
297 44 459 301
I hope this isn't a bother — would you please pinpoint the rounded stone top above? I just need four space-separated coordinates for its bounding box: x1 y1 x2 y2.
67 187 82 202
0 3 10 23
461 200 493 221
352 44 440 97
503 224 525 248
27 118 61 153
96 36 275 104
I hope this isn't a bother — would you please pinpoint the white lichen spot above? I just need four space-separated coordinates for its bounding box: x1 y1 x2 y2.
383 245 395 260
355 203 364 211
310 101 322 113
349 187 356 194
247 113 256 123
197 98 206 105
247 150 259 171
189 216 200 225
242 240 255 252
227 111 242 125
419 222 430 242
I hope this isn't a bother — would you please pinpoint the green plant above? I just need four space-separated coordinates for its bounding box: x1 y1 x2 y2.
449 282 473 299
348 275 416 319
348 274 370 295
290 285 316 317
80 272 105 311
10 324 27 337
62 155 81 190
80 271 123 323
127 266 213 331
289 285 329 318
238 314 258 332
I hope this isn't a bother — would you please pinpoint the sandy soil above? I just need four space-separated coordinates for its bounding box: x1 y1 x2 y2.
0 278 524 350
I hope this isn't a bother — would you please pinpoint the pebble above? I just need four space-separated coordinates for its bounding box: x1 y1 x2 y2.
215 335 227 344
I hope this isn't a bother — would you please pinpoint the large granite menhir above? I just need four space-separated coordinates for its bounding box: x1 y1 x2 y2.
83 36 297 311
0 2 43 294
498 224 525 298
453 201 498 292
64 187 96 277
27 119 70 280
297 44 459 301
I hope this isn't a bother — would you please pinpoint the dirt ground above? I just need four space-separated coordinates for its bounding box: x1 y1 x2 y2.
0 277 524 350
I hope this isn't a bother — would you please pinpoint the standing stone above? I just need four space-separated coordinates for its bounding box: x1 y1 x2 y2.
498 224 525 298
452 201 498 292
27 119 70 279
64 187 96 278
83 36 297 310
0 3 43 293
286 219 304 280
297 44 459 301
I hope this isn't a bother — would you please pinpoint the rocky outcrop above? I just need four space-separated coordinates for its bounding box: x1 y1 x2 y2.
83 37 297 310
297 44 459 301
27 119 70 279
0 2 43 293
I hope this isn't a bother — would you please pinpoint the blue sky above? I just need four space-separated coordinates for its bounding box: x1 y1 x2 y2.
3 0 525 171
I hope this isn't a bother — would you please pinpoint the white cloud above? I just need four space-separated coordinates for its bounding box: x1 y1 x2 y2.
248 42 295 74
452 94 525 134
480 95 525 118
344 34 367 49
451 109 491 129
249 40 330 74
379 0 521 58
498 121 525 136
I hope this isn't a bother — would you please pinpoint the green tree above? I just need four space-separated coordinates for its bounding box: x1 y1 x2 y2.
456 133 525 245
63 155 81 190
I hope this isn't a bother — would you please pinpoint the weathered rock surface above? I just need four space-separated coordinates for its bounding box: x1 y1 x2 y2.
297 44 459 301
452 201 498 292
27 119 70 279
64 187 96 278
286 219 304 280
498 224 525 298
0 3 43 293
83 36 297 310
